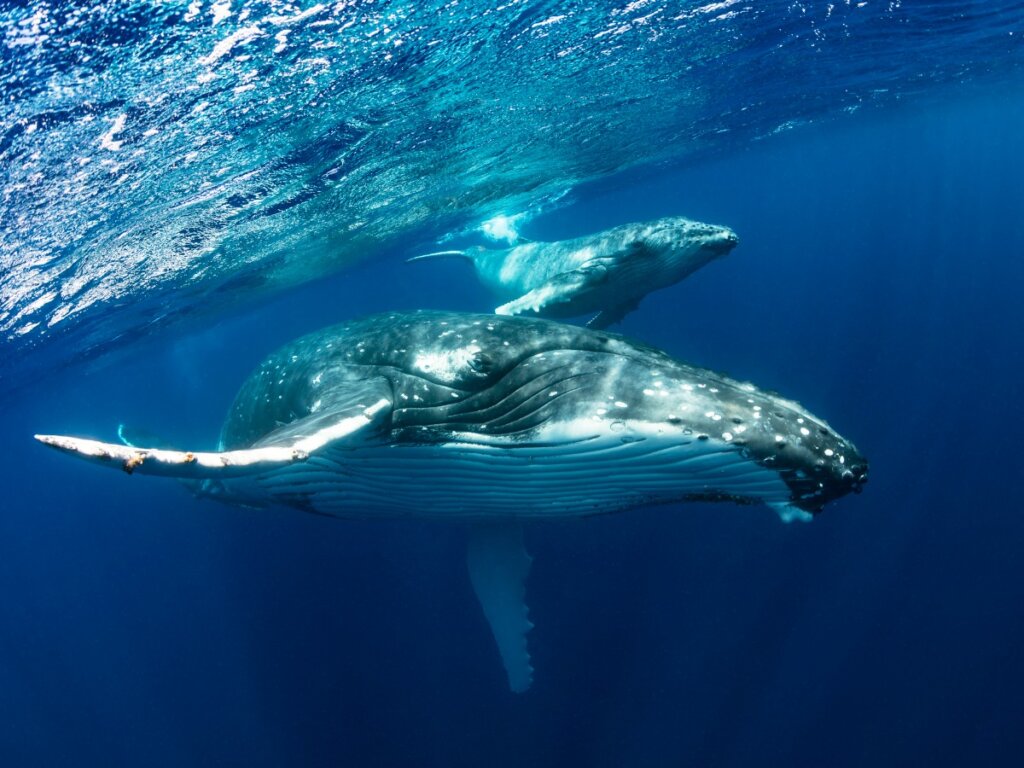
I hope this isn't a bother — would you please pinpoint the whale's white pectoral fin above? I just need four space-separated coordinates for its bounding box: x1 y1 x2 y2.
466 522 534 693
769 502 814 523
34 433 317 479
35 389 393 480
495 265 607 317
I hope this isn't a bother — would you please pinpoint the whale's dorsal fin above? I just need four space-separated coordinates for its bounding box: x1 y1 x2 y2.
467 522 534 693
494 264 608 318
35 393 392 480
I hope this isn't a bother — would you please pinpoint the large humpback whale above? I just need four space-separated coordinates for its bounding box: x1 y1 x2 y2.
409 216 738 328
36 311 866 692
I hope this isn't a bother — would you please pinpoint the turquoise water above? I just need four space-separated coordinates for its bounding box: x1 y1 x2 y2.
2 1 1022 389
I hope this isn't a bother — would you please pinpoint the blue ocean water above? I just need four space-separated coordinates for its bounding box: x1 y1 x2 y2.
3 2 1024 766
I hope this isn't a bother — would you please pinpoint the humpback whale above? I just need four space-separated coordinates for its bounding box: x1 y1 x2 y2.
36 312 866 692
408 216 738 328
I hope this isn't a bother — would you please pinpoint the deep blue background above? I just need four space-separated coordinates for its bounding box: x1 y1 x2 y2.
2 83 1024 766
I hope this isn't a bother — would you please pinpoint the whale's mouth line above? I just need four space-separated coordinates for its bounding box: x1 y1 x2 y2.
700 237 739 254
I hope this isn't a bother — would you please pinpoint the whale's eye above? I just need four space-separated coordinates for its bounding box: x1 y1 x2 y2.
468 352 495 374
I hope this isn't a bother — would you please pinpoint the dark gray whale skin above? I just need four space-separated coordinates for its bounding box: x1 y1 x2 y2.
222 311 867 515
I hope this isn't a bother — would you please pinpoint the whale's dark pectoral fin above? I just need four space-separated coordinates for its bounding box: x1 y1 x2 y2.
495 265 608 318
35 381 393 480
587 297 641 330
467 522 534 693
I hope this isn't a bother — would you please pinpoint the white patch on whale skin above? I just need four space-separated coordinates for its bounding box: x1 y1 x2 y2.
413 345 481 383
497 246 542 287
567 246 596 266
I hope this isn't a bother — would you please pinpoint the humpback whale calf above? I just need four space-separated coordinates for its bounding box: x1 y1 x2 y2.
36 311 866 692
409 216 738 328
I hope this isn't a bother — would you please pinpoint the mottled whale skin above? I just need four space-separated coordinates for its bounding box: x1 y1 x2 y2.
409 216 738 328
36 312 867 692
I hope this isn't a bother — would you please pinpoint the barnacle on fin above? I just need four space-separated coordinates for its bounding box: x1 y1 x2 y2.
123 454 145 474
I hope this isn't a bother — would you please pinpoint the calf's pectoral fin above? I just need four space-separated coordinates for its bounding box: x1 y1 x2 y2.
35 388 393 480
494 264 608 317
467 522 534 693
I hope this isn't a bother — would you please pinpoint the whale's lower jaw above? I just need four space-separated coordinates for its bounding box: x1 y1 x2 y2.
226 427 794 520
